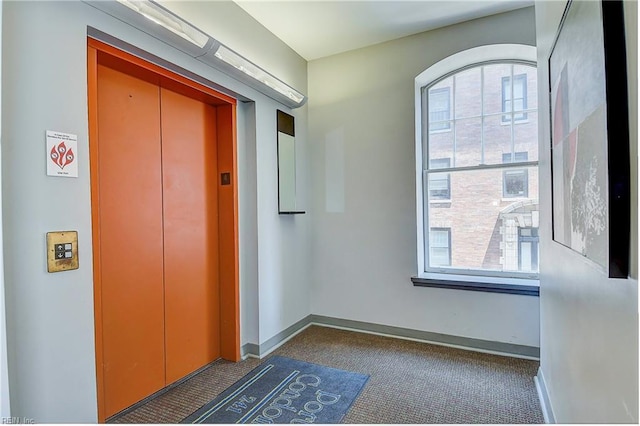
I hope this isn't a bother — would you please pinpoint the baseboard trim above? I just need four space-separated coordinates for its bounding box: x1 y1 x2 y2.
535 367 556 423
241 316 312 358
242 314 539 360
241 343 260 358
310 315 539 359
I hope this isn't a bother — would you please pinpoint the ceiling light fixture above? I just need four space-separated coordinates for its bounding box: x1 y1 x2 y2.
213 45 305 104
115 0 209 48
85 0 307 108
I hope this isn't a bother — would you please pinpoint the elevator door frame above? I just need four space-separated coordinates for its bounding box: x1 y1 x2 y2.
87 38 240 423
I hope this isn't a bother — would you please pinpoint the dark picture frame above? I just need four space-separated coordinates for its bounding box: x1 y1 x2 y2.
548 0 630 278
276 110 305 215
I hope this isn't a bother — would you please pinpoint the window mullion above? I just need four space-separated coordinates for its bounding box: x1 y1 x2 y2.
452 75 457 167
422 87 429 169
422 90 430 272
423 171 429 272
480 66 485 164
510 64 515 159
426 161 538 174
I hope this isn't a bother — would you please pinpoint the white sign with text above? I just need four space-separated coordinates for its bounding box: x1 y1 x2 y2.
46 131 78 178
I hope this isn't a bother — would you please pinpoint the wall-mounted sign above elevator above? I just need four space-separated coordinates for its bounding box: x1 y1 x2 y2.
46 130 78 178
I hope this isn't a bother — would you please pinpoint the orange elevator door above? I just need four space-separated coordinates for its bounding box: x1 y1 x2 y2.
97 63 220 418
161 88 220 384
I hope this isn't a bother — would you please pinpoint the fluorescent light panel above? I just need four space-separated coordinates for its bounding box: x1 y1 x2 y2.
214 45 305 104
110 0 306 107
116 0 209 48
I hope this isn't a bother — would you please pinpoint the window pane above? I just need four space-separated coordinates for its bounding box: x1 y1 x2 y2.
503 152 529 199
504 169 528 197
513 98 525 113
430 248 450 266
518 225 539 273
502 76 513 113
426 123 454 168
454 67 481 119
502 152 528 163
483 113 513 165
514 64 538 110
514 111 538 162
484 64 512 115
512 74 527 120
428 159 451 200
427 167 539 273
428 78 452 132
513 76 525 99
454 117 482 167
503 79 511 105
501 73 527 122
429 229 450 266
429 185 449 201
430 177 449 192
520 242 533 271
430 158 450 169
431 230 449 247
429 88 451 131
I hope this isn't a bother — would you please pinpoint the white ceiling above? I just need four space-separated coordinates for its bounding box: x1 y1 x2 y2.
233 0 533 61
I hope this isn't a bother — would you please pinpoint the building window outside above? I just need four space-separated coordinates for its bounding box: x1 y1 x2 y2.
429 158 451 200
518 227 539 272
428 87 451 131
430 228 451 266
503 152 528 198
502 73 527 122
422 62 538 277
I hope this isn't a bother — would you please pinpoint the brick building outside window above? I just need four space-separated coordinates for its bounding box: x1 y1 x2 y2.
423 62 539 276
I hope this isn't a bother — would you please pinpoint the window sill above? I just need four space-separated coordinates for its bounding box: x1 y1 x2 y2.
411 274 539 296
500 118 530 126
501 196 530 201
428 128 452 134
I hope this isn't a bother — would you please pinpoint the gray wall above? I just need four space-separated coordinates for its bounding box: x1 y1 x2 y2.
307 7 541 347
1 1 310 421
0 0 9 418
535 0 638 422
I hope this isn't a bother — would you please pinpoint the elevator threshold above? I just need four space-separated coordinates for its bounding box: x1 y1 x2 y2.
106 359 221 423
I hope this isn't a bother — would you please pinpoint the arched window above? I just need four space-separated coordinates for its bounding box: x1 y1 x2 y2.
414 45 539 281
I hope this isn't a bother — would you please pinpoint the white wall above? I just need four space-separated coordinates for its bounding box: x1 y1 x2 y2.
308 7 540 347
1 0 310 421
253 100 311 343
237 101 260 347
535 1 638 422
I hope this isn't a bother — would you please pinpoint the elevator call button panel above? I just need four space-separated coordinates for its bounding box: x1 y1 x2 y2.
47 231 78 273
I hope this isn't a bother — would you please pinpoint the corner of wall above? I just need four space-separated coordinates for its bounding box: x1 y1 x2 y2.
534 367 556 424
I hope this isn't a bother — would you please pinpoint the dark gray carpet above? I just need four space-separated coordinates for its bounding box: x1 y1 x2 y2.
109 325 544 424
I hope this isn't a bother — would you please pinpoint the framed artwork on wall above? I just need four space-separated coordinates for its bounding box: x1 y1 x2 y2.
548 0 630 278
277 110 305 215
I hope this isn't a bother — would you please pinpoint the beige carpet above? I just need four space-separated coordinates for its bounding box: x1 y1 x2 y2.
109 325 544 424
